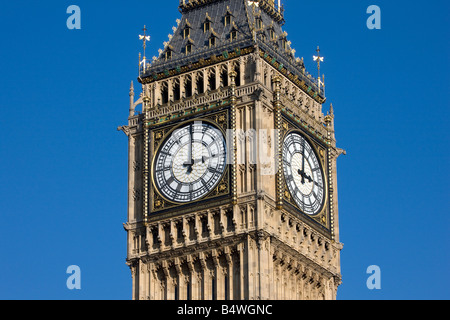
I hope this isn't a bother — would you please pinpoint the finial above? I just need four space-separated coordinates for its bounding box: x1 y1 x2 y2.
138 52 142 74
313 46 325 93
139 25 150 56
324 104 334 128
129 81 134 96
139 26 151 71
129 81 135 117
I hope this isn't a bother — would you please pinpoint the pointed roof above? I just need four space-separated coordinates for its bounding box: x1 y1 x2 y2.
140 0 324 102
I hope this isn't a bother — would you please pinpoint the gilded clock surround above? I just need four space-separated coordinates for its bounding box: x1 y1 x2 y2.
280 120 331 236
150 110 232 215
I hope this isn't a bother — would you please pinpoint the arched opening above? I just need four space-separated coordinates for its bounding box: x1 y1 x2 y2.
208 69 216 91
161 82 169 104
234 65 241 87
184 76 192 97
173 80 181 101
196 73 204 94
221 68 228 87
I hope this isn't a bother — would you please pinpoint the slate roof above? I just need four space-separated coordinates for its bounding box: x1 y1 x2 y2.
141 0 323 99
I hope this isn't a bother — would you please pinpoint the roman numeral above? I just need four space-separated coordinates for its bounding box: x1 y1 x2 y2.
160 150 172 157
208 167 220 174
166 176 175 185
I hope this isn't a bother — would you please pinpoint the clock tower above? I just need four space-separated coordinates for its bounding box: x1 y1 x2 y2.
120 0 344 300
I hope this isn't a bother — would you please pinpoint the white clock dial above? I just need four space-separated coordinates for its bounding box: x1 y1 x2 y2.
153 122 227 203
283 132 325 215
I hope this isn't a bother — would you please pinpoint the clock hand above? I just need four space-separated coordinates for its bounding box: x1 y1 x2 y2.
183 124 194 170
298 169 313 184
193 155 213 164
192 157 204 165
185 124 194 164
305 172 313 183
301 144 306 184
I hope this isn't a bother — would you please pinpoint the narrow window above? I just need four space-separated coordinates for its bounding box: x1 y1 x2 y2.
176 223 183 240
225 15 231 26
282 38 288 51
256 18 263 29
234 65 241 87
208 71 216 91
221 69 228 87
212 277 216 300
183 27 190 39
186 282 191 300
174 283 179 300
173 81 181 101
204 21 211 32
230 30 237 41
224 275 229 300
196 74 204 94
185 76 192 97
161 83 169 104
209 37 216 47
269 29 275 40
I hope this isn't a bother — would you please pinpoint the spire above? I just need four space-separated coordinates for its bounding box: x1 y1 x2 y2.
129 81 134 96
129 81 135 117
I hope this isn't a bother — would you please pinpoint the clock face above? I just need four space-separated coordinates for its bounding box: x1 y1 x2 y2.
153 121 227 203
282 132 325 215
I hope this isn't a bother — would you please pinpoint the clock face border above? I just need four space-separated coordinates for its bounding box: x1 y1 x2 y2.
149 109 231 215
280 115 331 233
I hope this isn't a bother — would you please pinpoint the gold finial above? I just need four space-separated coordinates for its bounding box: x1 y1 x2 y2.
139 25 150 55
313 46 325 93
139 26 151 71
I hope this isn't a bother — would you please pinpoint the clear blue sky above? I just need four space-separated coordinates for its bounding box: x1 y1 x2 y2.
0 0 448 300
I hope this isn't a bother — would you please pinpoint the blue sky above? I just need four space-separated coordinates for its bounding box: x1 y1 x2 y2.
0 0 448 300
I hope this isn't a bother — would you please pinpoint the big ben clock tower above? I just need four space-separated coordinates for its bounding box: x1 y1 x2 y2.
120 0 344 300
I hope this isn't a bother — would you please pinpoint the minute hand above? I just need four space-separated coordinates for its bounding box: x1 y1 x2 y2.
183 125 194 167
301 141 306 184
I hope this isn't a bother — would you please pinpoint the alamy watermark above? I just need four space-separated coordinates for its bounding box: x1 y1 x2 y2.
367 5 381 30
366 265 381 290
66 265 81 290
67 5 81 30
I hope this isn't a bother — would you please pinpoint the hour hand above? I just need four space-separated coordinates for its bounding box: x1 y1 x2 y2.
193 156 208 164
298 169 313 184
183 158 194 173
